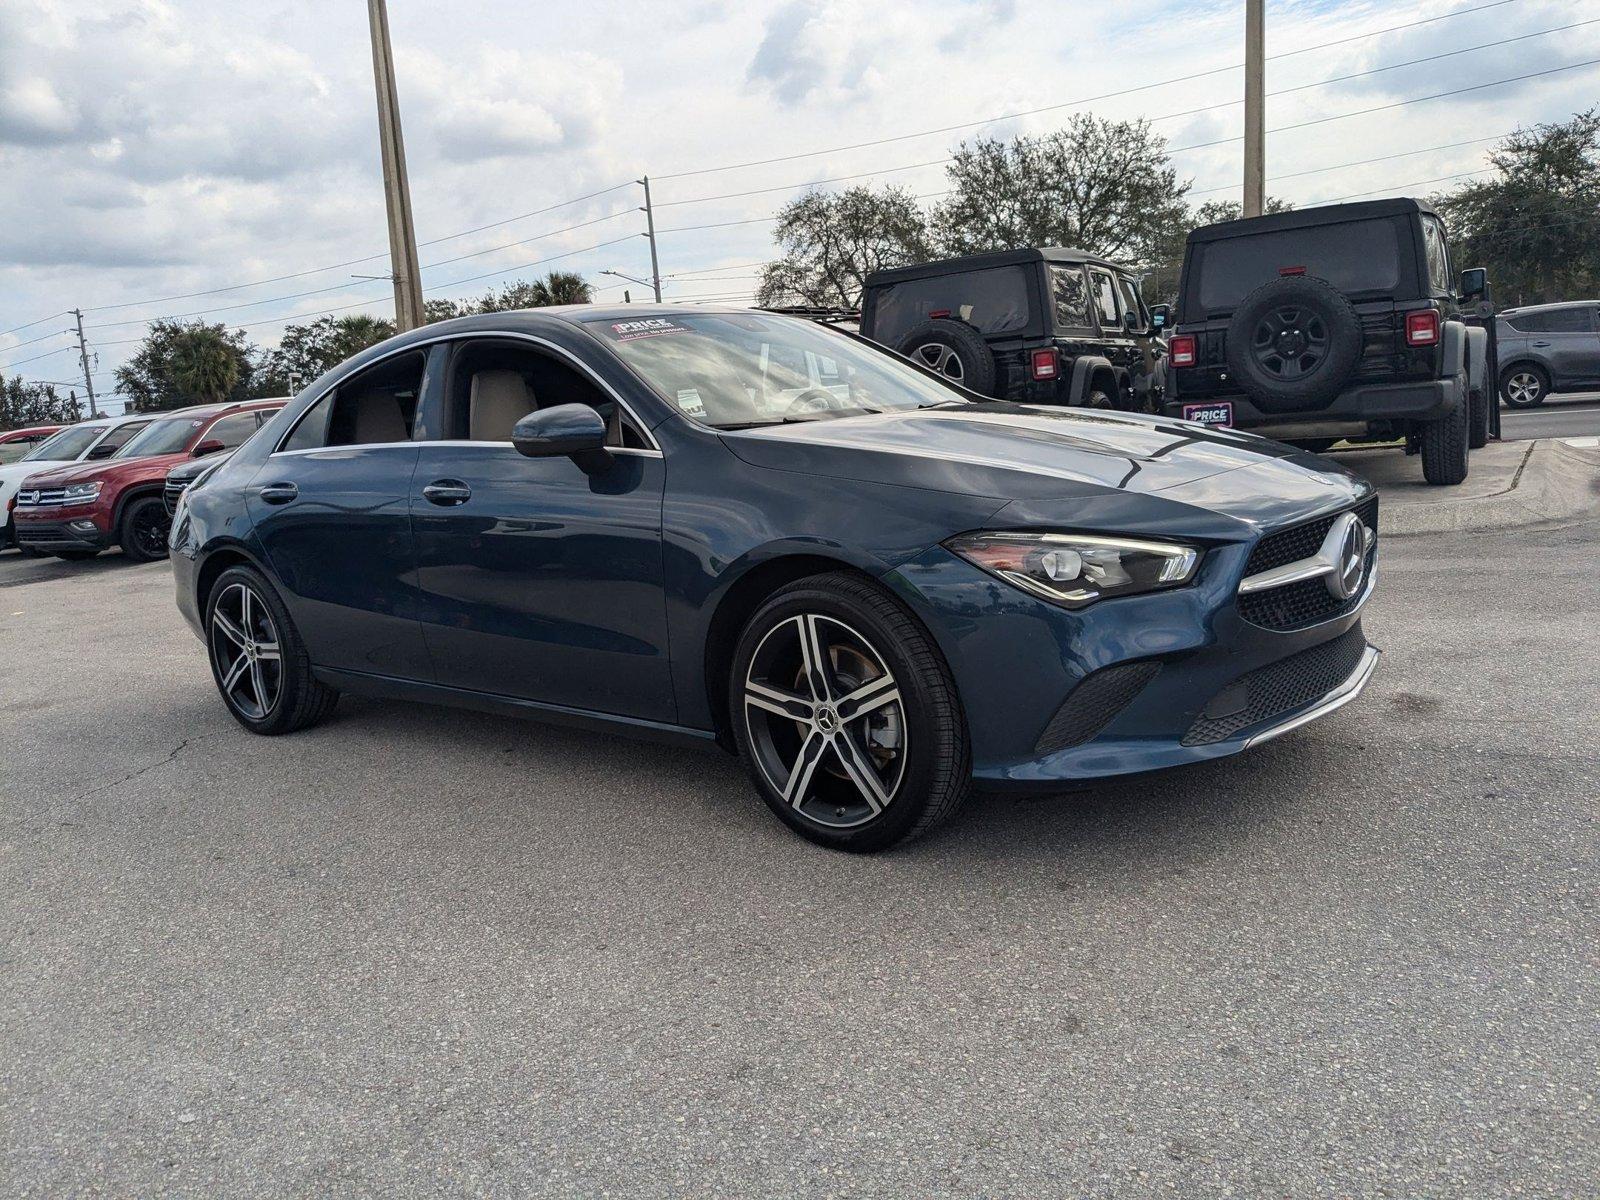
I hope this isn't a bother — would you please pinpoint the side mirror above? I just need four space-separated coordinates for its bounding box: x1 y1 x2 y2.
1149 304 1171 331
512 403 611 471
192 438 226 457
1459 267 1487 300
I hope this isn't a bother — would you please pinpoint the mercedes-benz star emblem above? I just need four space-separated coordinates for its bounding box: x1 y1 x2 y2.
1326 513 1367 600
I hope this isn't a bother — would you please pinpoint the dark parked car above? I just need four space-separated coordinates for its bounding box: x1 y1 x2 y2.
164 449 235 514
1162 198 1493 485
172 308 1380 852
860 247 1164 411
1495 301 1600 407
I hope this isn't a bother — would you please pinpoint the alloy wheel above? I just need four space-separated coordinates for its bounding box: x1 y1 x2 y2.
1250 305 1329 381
742 614 908 829
129 504 170 558
912 342 965 383
1506 371 1542 406
210 582 283 721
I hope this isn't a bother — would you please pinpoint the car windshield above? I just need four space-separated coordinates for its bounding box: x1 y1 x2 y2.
586 312 964 428
114 415 203 458
22 424 104 462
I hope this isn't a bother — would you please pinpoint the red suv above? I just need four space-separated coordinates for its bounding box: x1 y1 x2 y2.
13 399 283 561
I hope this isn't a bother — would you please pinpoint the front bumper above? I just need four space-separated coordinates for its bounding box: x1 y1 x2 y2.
13 510 111 552
891 541 1379 790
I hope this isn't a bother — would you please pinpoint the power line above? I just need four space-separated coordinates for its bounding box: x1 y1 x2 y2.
1187 135 1512 197
653 0 1531 181
0 311 69 340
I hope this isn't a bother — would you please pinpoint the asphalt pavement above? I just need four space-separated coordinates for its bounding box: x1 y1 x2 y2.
1 516 1597 1197
1498 393 1600 441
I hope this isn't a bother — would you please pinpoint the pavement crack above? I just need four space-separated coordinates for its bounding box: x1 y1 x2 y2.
72 733 216 803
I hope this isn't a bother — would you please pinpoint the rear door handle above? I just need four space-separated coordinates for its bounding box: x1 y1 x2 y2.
421 479 472 506
257 482 298 505
1531 340 1552 347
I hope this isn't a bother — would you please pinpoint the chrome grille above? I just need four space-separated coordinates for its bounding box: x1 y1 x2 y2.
15 486 69 508
1238 497 1378 632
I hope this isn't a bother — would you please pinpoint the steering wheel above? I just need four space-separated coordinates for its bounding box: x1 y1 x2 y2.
785 388 848 416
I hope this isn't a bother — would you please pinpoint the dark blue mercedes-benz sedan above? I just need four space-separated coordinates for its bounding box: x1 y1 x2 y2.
170 306 1379 851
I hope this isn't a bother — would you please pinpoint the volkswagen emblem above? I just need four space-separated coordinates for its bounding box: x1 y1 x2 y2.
1326 513 1367 600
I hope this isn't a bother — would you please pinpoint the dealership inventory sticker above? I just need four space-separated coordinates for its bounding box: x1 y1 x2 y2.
607 317 690 342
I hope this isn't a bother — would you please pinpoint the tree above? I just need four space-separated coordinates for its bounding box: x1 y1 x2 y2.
755 185 933 309
255 314 396 394
1433 109 1600 306
113 320 258 412
1 377 84 431
932 115 1191 264
472 271 594 312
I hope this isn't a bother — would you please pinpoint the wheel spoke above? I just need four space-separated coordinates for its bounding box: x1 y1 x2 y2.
745 680 814 722
782 730 828 807
835 674 900 721
249 660 269 714
254 641 281 662
240 587 254 636
831 731 889 814
796 614 833 701
212 611 248 649
221 654 249 694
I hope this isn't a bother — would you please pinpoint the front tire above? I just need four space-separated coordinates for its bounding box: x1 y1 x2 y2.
206 565 338 735
729 572 971 852
119 495 171 562
1420 383 1470 486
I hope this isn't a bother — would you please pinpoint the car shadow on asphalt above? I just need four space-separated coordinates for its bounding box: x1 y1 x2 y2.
0 549 148 588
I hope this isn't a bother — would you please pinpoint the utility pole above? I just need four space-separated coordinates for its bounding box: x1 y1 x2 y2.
1243 0 1265 218
367 0 425 331
639 176 664 302
70 308 99 417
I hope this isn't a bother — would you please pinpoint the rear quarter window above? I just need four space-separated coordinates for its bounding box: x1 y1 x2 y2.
1193 218 1403 314
870 266 1031 345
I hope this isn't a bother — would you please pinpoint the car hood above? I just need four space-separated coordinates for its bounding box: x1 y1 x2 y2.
721 402 1323 500
0 458 74 488
20 452 188 488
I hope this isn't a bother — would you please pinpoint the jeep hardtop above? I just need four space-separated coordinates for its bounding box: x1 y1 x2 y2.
860 247 1164 411
1160 197 1495 485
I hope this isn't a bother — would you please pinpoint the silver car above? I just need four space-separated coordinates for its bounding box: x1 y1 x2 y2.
1496 301 1600 407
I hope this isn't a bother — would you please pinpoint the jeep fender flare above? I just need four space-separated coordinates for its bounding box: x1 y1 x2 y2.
1439 319 1468 411
110 482 166 534
1067 355 1117 405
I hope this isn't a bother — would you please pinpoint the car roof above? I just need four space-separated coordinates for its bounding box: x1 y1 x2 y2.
1499 300 1599 315
0 424 63 437
863 246 1129 287
1187 197 1435 244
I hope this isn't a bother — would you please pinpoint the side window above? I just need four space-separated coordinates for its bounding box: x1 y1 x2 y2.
1089 269 1120 329
1117 275 1147 329
279 353 424 452
87 421 149 459
203 411 261 450
1051 266 1091 329
445 340 648 449
1540 308 1592 333
1421 216 1451 295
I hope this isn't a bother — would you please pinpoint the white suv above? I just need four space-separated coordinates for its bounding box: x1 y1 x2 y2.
0 413 152 551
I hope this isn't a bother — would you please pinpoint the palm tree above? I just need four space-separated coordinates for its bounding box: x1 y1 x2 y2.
170 327 242 404
473 271 594 313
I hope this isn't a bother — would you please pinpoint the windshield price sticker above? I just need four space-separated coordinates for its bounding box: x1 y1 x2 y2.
608 317 690 342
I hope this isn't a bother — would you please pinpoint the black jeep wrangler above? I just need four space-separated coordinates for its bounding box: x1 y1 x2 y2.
1160 198 1495 485
860 247 1164 411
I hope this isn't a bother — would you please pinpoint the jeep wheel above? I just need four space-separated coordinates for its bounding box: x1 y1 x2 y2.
1226 276 1362 409
897 319 997 395
1084 388 1115 410
1500 364 1548 409
1419 384 1470 486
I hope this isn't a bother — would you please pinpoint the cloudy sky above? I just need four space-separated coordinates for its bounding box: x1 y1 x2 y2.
2 0 1597 409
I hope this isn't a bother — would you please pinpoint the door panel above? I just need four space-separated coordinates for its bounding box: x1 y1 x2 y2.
247 445 431 679
410 444 672 721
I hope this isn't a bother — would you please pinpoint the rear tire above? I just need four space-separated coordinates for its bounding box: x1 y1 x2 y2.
1499 363 1548 408
1465 327 1490 449
729 572 971 852
119 495 171 563
897 319 997 396
206 565 339 736
1420 384 1470 486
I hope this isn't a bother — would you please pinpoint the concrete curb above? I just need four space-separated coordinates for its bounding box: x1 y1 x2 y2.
1380 438 1600 535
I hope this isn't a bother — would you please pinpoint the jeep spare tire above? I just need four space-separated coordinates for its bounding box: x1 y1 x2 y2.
898 319 997 395
1225 275 1362 409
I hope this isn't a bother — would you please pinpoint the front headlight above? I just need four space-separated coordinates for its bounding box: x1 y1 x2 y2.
63 481 102 501
945 531 1201 609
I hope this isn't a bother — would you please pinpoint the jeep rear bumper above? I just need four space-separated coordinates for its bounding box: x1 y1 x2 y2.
1164 376 1462 437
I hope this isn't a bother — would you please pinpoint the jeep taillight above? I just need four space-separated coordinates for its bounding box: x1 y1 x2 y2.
1169 334 1197 367
1405 310 1440 347
1031 348 1059 380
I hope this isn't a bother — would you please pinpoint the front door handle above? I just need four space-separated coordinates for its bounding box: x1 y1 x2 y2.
258 482 298 505
421 479 472 506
